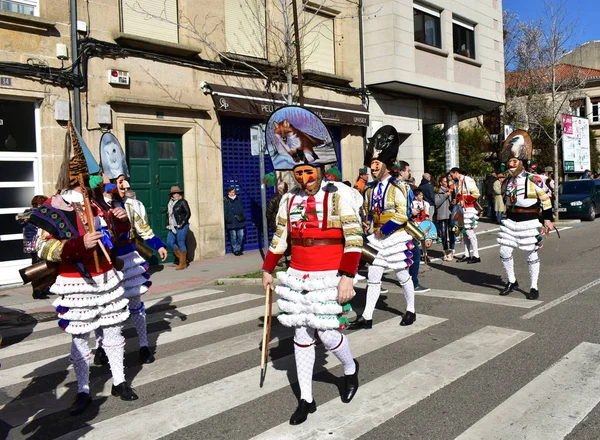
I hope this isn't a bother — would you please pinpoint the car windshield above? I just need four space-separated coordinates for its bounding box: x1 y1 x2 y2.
560 181 594 195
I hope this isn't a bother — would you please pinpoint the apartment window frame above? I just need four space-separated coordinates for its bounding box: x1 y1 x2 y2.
592 98 600 124
453 17 476 59
302 6 336 75
413 3 441 49
120 0 179 44
0 0 39 16
224 0 267 59
569 99 586 119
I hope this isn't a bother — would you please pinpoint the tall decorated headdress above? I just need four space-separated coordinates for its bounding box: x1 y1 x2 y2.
364 125 400 166
56 122 100 190
265 106 337 170
100 132 129 180
501 129 532 164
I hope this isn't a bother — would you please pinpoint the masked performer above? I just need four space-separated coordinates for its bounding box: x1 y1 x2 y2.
449 167 481 263
261 107 362 426
350 126 416 330
497 130 553 300
29 123 137 417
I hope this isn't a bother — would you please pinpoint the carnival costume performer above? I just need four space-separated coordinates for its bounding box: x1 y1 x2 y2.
497 130 553 300
450 167 481 263
350 126 417 330
29 123 138 417
261 106 362 426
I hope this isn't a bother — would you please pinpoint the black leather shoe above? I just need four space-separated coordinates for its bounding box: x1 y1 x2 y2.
289 399 317 425
70 392 92 416
111 382 139 401
348 315 372 330
467 257 481 264
139 346 155 364
400 311 416 326
499 281 519 296
455 255 470 263
93 346 109 366
342 360 359 403
527 288 539 300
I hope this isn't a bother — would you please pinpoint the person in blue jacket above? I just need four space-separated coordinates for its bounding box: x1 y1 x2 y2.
223 185 247 255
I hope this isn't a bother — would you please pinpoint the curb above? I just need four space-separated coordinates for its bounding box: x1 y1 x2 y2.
215 278 279 286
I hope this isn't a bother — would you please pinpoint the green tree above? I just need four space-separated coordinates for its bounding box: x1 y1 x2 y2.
458 126 494 177
423 125 446 178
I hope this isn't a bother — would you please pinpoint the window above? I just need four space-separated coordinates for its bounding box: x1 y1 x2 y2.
0 0 38 16
302 9 335 74
453 18 475 59
592 98 600 123
225 0 266 58
569 99 586 118
413 3 441 49
121 0 178 43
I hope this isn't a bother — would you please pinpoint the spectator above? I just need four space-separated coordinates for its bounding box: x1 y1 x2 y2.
483 173 497 218
223 185 247 256
16 194 49 299
494 174 506 224
266 180 288 232
166 186 191 270
582 169 592 179
434 176 455 261
411 189 430 222
419 173 435 219
354 167 369 194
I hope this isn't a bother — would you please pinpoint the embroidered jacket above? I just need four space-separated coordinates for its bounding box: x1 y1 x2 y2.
123 198 166 250
363 176 412 236
262 182 363 274
456 175 480 205
504 171 553 220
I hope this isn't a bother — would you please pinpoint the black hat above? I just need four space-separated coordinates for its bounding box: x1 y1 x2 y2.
364 125 400 166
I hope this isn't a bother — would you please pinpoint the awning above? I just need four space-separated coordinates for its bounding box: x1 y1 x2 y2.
205 84 369 127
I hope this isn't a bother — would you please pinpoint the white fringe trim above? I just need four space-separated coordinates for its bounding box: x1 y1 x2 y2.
64 320 100 335
58 308 99 321
52 286 125 308
122 274 147 289
367 231 412 250
276 285 340 305
98 298 129 315
276 270 340 292
372 257 410 270
50 268 122 295
498 238 537 252
122 284 150 298
97 309 130 327
122 264 147 280
277 298 345 315
120 251 147 269
277 313 344 330
498 232 538 245
501 218 542 233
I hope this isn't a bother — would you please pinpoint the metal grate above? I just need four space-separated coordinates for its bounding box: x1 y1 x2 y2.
221 117 274 253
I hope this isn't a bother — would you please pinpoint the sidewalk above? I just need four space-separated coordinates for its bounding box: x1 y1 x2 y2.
0 218 577 318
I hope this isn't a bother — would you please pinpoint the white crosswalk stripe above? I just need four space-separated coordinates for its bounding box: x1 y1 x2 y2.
2 283 600 440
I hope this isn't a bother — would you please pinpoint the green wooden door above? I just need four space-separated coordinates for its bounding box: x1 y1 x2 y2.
126 132 183 263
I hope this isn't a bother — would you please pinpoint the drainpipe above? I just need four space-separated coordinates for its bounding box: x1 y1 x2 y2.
358 0 367 155
70 0 82 132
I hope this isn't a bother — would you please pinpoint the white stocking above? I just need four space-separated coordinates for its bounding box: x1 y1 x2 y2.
318 330 356 375
499 245 516 283
462 233 471 258
395 268 415 313
102 325 126 386
466 229 479 258
129 296 148 347
363 265 384 320
294 327 316 403
527 251 540 290
71 334 92 394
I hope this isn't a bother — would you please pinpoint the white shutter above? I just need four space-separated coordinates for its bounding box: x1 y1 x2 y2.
121 0 178 43
224 0 266 58
302 11 335 74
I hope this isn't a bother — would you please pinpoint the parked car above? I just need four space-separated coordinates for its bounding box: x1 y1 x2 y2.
558 180 600 221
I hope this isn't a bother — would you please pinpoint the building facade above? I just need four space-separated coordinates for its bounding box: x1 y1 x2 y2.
0 0 366 284
362 0 505 177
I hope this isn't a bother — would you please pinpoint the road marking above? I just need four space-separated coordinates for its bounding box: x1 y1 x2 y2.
0 293 262 360
0 303 278 389
521 276 600 320
55 315 447 440
252 326 533 440
420 289 541 308
0 288 224 338
0 326 292 426
455 342 600 440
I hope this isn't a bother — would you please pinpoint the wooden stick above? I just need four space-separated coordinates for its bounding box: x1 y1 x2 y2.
260 285 272 386
78 175 101 272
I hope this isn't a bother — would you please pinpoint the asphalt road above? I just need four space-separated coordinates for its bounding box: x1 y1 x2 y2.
1 219 600 439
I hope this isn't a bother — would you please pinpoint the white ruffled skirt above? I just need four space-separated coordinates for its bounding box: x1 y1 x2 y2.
367 231 414 270
275 268 354 330
118 248 152 298
497 218 544 252
463 207 479 230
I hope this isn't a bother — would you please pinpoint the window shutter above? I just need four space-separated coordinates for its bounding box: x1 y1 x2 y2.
302 11 335 74
591 97 600 104
121 0 178 43
224 0 266 58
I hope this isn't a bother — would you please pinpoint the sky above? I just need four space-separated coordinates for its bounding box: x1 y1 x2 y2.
503 0 600 49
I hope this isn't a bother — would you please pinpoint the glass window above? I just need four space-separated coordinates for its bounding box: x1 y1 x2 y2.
128 140 149 159
302 10 336 74
414 6 441 49
592 100 600 123
0 0 37 16
0 161 34 182
453 20 476 59
0 187 35 209
121 0 178 43
157 141 176 159
0 100 36 153
569 100 586 118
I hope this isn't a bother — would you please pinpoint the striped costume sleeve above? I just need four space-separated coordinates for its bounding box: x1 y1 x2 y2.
467 176 481 198
380 184 408 236
337 193 363 274
532 176 553 220
127 203 166 250
262 193 291 272
36 229 66 262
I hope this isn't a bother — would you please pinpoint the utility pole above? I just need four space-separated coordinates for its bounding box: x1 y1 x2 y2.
291 0 304 106
70 0 82 132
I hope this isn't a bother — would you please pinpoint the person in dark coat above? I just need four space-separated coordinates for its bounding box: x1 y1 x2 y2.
483 173 497 218
166 186 191 270
419 173 435 219
224 185 247 255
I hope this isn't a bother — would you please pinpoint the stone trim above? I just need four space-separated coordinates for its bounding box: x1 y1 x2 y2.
453 53 483 67
0 10 56 30
414 42 449 57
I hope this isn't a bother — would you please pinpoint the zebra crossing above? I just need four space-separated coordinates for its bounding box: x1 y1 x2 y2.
1 285 600 439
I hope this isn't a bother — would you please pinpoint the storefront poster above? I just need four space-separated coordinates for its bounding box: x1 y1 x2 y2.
561 114 590 173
